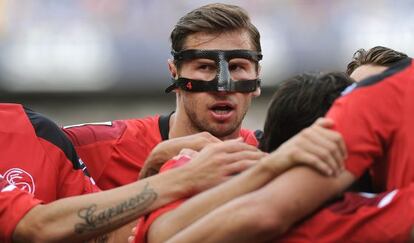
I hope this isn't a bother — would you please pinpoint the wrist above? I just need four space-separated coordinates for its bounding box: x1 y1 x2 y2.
168 166 198 198
259 152 291 176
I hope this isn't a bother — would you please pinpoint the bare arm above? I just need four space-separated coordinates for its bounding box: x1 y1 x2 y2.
12 161 202 243
167 167 355 243
147 118 346 243
147 160 274 243
12 139 261 243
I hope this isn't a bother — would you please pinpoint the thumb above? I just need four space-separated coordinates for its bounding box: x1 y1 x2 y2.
314 117 334 128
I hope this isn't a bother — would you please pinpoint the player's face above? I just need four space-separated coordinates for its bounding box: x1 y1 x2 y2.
350 64 388 82
172 30 260 139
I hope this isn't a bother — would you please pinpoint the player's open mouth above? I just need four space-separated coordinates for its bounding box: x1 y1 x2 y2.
213 105 232 113
209 102 235 121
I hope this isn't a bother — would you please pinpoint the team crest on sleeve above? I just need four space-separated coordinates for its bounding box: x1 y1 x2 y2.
4 168 35 194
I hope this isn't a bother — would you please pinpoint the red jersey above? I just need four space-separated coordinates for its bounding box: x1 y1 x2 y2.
0 175 43 243
64 113 260 190
326 58 414 191
0 104 99 242
281 184 414 242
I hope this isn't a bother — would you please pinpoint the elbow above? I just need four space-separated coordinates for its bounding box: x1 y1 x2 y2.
232 197 292 242
255 213 291 239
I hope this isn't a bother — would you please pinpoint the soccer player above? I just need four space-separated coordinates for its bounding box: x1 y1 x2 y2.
159 46 414 242
63 3 266 190
0 103 264 242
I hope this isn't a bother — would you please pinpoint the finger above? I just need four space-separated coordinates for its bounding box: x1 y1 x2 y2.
295 152 334 176
314 117 334 128
178 148 198 157
128 236 135 243
225 160 257 175
132 226 137 234
138 166 159 179
305 127 344 171
296 137 340 175
311 126 346 169
201 132 222 143
221 150 267 164
210 140 258 153
314 119 347 163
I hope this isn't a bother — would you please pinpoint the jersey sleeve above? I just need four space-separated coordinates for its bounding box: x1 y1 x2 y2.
24 108 101 197
0 176 43 243
63 116 162 190
326 84 400 178
37 137 100 197
134 199 186 243
282 185 414 242
63 121 127 184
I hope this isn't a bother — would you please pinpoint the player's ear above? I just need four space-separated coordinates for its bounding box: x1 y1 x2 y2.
168 59 178 79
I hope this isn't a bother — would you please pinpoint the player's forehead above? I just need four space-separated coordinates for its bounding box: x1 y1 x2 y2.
350 64 389 82
182 30 254 51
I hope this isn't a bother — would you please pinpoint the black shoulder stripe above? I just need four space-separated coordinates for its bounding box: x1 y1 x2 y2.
159 112 174 141
356 58 412 89
23 107 90 176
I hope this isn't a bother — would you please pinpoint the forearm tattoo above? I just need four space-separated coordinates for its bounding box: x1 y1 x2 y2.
75 183 157 234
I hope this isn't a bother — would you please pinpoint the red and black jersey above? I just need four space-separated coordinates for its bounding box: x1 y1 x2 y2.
281 184 414 242
0 103 99 242
327 58 414 191
64 113 261 190
0 103 98 201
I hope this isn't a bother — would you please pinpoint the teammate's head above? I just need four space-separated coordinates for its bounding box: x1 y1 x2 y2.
260 72 353 152
347 46 408 82
168 3 262 140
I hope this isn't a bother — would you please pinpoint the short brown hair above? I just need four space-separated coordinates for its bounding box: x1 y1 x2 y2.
170 3 261 52
346 46 408 75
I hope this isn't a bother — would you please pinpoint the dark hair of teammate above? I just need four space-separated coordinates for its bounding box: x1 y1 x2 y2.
346 46 408 75
260 72 353 153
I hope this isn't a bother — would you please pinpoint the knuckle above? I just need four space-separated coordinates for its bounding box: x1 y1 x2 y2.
332 132 342 141
302 128 313 137
200 131 209 136
320 150 330 160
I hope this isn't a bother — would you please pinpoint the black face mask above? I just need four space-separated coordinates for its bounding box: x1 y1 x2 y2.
165 49 262 93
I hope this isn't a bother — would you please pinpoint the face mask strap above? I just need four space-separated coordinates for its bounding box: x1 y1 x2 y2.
165 77 260 93
166 49 262 93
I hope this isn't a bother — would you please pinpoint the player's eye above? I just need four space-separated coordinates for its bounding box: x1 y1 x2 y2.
229 64 243 71
198 64 216 71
